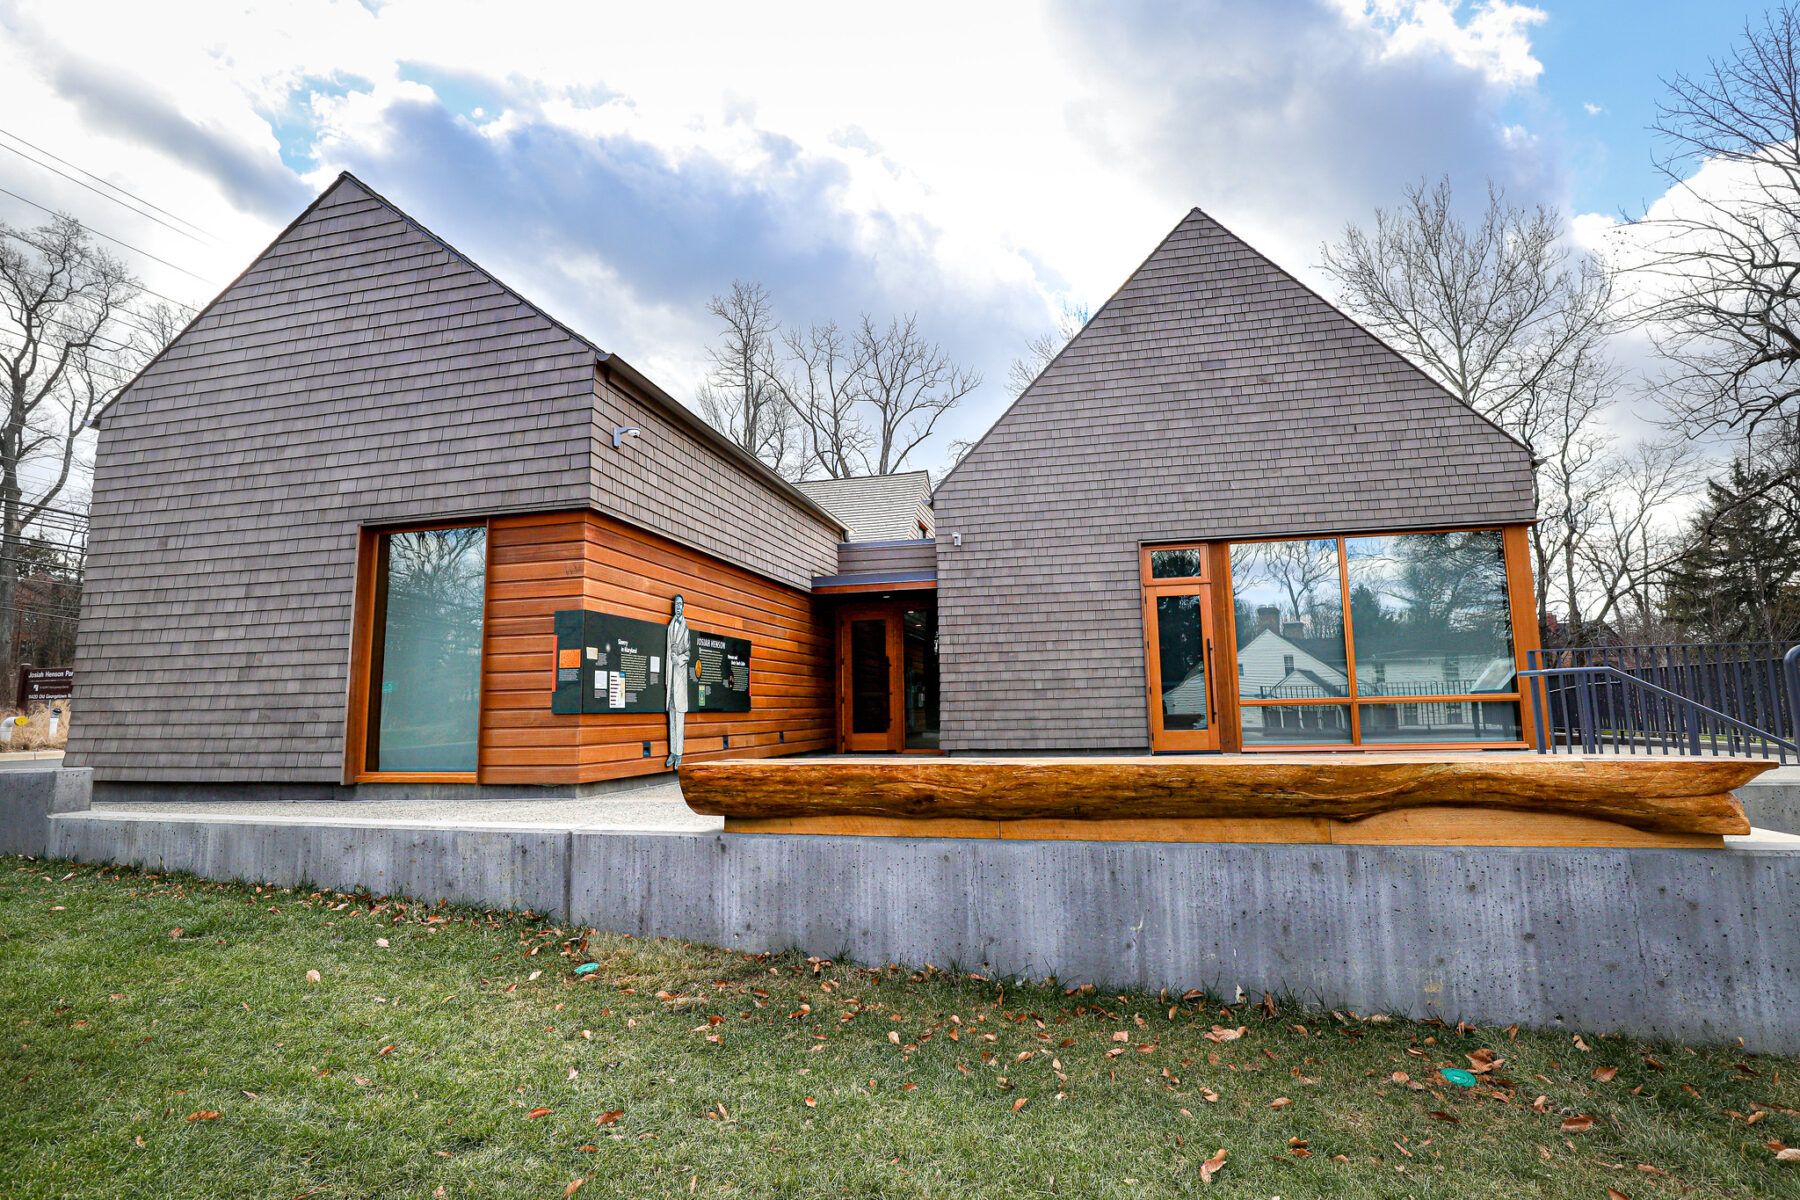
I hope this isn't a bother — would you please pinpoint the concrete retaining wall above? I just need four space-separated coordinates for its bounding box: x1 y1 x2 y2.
0 767 91 856
571 830 1800 1053
13 779 1800 1052
1737 777 1800 836
48 814 568 917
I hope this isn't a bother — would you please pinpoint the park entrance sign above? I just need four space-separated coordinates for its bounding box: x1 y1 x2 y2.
16 666 72 709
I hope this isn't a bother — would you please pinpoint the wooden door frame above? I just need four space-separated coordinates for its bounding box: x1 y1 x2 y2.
1140 544 1223 753
836 604 905 753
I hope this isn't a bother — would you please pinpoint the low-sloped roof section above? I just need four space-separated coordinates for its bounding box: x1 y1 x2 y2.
795 471 934 542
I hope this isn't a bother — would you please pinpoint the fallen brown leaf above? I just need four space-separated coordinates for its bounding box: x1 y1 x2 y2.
565 1180 586 1197
595 1109 623 1126
526 1107 553 1119
1428 1110 1460 1125
1592 1066 1618 1082
305 970 321 984
1198 1148 1228 1185
1268 1096 1291 1109
1561 1115 1594 1133
1012 1097 1028 1113
182 1111 220 1121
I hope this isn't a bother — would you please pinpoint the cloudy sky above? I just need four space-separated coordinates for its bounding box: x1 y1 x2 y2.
0 0 1774 475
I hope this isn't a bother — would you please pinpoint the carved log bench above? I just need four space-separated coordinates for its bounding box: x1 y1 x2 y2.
679 755 1779 848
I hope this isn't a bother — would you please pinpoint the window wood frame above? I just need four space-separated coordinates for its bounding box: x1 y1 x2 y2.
1157 524 1538 753
346 518 491 784
1140 544 1223 753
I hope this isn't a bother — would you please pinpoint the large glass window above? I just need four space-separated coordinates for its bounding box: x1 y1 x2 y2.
903 608 939 750
1345 532 1515 697
366 526 487 773
1224 530 1521 748
1241 703 1353 747
1229 539 1347 700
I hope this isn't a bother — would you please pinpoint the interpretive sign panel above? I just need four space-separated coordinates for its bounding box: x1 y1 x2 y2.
552 610 749 715
690 631 751 713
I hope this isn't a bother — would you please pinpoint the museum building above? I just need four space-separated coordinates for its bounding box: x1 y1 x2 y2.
65 173 1540 797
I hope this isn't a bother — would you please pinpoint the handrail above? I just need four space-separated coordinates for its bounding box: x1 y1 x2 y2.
1521 664 1798 761
1787 644 1800 748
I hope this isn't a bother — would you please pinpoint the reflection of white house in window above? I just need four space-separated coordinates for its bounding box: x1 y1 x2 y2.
1239 629 1347 699
1234 614 1513 738
1162 667 1210 721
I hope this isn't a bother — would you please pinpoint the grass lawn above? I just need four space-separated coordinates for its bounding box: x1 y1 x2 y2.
5 859 1800 1198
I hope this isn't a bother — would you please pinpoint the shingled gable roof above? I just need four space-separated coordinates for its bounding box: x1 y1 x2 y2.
795 470 934 541
937 206 1534 503
101 171 843 534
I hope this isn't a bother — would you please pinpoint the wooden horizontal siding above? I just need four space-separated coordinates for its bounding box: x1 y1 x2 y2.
479 510 834 785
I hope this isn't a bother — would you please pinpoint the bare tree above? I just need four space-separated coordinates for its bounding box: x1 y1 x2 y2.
851 314 981 476
1006 303 1089 398
0 214 146 687
1636 4 1800 440
1575 438 1705 638
1319 176 1623 635
695 281 795 474
772 321 869 480
1521 336 1618 634
1319 177 1614 430
1245 539 1343 631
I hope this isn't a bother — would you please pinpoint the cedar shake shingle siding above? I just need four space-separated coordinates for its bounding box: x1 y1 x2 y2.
835 540 937 577
68 174 838 783
931 209 1536 753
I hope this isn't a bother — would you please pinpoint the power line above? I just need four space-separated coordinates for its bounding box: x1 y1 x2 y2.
0 127 215 241
0 139 215 247
0 185 211 282
0 229 197 313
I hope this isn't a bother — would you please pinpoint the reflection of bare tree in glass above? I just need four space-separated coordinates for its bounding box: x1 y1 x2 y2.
1237 540 1341 629
377 527 486 771
1346 532 1512 696
1378 534 1507 634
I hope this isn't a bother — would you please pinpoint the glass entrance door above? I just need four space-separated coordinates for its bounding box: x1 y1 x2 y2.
840 608 901 752
1142 548 1221 752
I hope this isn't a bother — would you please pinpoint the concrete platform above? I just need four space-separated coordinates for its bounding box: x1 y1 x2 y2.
14 764 1800 1052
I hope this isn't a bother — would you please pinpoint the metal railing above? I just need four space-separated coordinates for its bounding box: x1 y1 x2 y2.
1522 662 1798 762
1529 642 1796 746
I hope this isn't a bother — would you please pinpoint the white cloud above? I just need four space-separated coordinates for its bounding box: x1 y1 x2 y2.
1341 0 1547 88
0 0 1570 468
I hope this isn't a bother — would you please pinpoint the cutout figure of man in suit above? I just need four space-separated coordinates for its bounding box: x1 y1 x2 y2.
665 594 691 768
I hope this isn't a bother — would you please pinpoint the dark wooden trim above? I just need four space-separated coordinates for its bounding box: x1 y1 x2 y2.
813 579 937 595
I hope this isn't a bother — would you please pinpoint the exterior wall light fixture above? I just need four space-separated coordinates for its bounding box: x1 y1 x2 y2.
611 426 641 448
